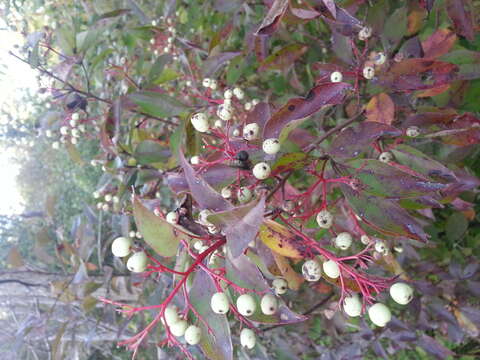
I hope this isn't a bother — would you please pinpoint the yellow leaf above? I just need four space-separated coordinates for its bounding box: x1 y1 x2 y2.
271 252 304 290
258 219 305 259
7 247 24 268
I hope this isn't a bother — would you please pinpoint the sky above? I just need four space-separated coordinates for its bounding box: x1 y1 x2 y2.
0 18 38 215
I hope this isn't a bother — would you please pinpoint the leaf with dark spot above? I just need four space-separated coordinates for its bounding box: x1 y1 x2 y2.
341 185 429 242
328 122 402 159
390 144 457 182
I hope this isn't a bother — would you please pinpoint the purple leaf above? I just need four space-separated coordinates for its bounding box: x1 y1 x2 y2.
446 0 475 41
328 122 402 159
208 198 265 258
341 185 429 242
189 269 233 360
418 334 454 359
167 164 237 194
255 0 289 36
246 102 271 130
263 82 351 139
343 159 446 198
202 52 241 77
178 151 232 211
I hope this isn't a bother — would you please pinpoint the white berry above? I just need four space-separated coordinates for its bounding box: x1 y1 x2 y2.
243 123 260 141
252 162 271 180
375 240 388 255
237 187 252 203
406 126 420 138
374 52 386 65
316 210 333 229
330 71 343 83
260 294 278 315
358 26 373 41
60 126 69 135
221 187 232 199
224 89 233 99
166 211 179 224
190 155 200 165
111 237 133 258
233 87 244 100
343 294 362 317
323 260 340 279
170 319 188 337
368 303 391 327
361 235 371 245
191 113 210 133
202 78 211 87
210 292 230 314
240 328 256 349
379 151 393 163
71 112 80 121
236 294 256 317
126 251 148 273
390 283 414 305
335 232 352 250
184 325 202 345
210 79 218 90
104 194 112 202
363 66 375 80
302 259 322 282
272 277 288 295
262 138 280 155
217 104 233 121
163 305 179 326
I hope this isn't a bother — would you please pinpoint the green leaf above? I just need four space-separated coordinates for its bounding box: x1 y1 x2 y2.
134 140 170 165
154 68 182 84
147 54 172 84
132 197 181 257
446 212 468 241
129 91 188 118
271 152 311 173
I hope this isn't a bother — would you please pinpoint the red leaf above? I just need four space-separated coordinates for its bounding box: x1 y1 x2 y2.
365 93 395 125
263 82 351 139
255 0 289 36
446 0 475 41
422 28 457 59
381 58 458 91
